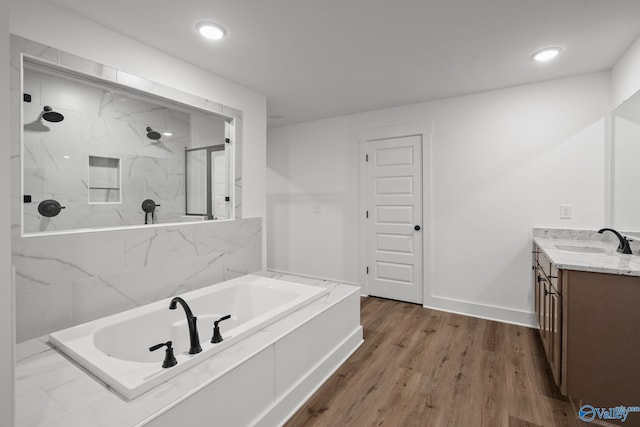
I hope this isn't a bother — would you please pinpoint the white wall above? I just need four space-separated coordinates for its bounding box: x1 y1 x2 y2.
0 0 15 424
9 0 267 225
612 35 640 108
267 117 360 284
268 72 609 325
612 116 640 229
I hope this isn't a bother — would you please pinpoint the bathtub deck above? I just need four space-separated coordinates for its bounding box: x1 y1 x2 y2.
14 272 362 427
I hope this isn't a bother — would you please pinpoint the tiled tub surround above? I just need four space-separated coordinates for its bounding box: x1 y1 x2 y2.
533 227 640 275
10 34 244 235
15 272 363 427
14 217 262 342
49 275 328 400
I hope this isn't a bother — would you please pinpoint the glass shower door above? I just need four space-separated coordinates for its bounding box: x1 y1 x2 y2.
185 144 228 219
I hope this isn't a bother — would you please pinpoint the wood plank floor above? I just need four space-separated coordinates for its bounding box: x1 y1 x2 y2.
285 297 578 427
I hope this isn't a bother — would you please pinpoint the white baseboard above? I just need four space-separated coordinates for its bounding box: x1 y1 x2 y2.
425 296 537 328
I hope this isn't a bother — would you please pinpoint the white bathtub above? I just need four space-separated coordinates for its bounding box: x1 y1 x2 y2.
48 275 328 400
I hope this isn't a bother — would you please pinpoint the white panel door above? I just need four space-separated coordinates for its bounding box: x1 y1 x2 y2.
367 135 422 304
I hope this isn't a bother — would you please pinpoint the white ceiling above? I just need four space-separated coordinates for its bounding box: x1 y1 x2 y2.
49 0 640 127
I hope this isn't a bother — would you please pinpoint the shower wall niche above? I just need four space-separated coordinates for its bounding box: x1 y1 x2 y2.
88 156 120 203
22 60 232 234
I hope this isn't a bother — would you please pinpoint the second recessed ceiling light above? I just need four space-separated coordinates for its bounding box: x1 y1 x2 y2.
533 47 561 62
197 22 226 40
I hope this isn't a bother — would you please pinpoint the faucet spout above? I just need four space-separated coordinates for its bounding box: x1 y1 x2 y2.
169 297 202 354
597 228 633 254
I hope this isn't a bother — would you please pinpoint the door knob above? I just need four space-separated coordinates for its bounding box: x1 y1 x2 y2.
414 225 421 231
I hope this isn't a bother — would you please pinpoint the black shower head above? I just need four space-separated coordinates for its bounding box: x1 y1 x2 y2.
146 127 161 141
42 106 64 123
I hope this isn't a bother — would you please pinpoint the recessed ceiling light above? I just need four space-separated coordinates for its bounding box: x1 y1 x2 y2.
533 47 561 62
196 22 226 40
162 132 173 137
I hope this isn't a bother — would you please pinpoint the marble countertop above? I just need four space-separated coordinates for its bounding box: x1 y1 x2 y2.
15 271 360 427
533 228 640 277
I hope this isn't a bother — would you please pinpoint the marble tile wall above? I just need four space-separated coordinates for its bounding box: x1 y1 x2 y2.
14 217 262 342
22 66 197 233
11 34 243 234
9 35 257 343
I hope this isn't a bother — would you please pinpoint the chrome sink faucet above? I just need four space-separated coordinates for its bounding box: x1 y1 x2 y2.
169 297 202 354
597 228 633 254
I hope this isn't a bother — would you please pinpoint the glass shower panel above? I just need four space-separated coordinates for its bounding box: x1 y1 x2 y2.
185 149 207 215
185 144 227 219
211 150 228 219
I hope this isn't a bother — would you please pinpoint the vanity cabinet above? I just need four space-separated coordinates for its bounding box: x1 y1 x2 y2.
533 248 562 386
532 242 640 409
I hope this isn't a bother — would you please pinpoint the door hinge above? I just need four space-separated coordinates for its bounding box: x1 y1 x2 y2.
366 266 369 275
225 196 230 202
366 210 368 218
365 154 368 162
225 138 230 144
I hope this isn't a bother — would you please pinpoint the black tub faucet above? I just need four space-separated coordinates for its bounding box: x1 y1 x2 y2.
597 228 633 254
169 297 202 354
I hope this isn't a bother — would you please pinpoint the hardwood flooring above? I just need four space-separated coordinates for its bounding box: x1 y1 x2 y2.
285 297 577 427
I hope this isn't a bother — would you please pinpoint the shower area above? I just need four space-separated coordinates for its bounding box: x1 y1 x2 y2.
21 59 232 234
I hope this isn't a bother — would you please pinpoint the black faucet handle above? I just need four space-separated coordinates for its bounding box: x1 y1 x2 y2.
149 341 178 368
214 314 231 327
149 341 175 352
211 314 232 344
621 236 633 254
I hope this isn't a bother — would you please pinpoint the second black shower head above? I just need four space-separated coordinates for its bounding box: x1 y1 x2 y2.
42 106 64 123
146 127 161 140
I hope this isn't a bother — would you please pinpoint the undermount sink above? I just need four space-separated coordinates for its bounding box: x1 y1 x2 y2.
554 244 605 254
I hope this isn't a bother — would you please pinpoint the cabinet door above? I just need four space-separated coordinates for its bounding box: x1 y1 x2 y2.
540 277 551 351
534 267 543 329
548 288 562 386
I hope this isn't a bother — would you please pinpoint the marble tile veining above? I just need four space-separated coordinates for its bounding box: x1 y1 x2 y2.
16 387 67 427
16 337 51 362
16 283 73 342
15 218 262 341
533 227 640 276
